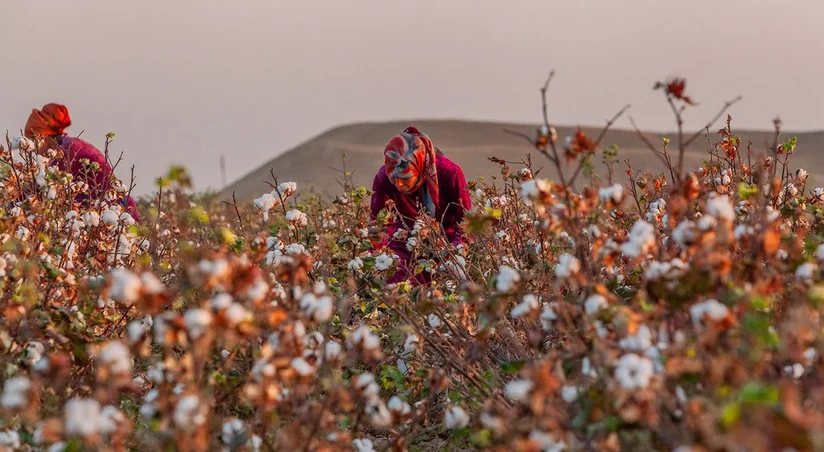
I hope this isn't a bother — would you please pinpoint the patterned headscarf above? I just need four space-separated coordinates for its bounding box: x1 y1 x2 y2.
384 126 439 216
25 103 72 138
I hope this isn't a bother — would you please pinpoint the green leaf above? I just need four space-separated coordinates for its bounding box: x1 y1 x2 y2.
379 364 405 391
499 360 526 375
469 429 492 448
737 182 759 200
738 382 779 406
720 402 741 429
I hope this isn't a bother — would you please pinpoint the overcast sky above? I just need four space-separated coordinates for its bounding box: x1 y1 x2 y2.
2 0 821 195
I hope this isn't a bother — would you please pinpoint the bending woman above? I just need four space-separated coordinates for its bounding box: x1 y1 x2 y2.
370 127 471 285
24 103 140 222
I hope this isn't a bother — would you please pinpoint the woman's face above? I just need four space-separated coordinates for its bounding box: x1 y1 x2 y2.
391 173 419 193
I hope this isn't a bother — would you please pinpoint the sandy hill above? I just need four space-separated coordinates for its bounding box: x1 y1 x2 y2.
222 120 824 202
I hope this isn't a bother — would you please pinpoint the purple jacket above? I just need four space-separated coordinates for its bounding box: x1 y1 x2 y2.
55 136 140 222
370 155 471 283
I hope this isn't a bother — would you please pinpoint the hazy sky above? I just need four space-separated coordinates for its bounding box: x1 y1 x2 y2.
2 0 822 195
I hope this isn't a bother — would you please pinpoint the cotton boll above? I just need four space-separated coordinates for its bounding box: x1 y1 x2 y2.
444 405 470 429
504 379 534 402
496 266 520 293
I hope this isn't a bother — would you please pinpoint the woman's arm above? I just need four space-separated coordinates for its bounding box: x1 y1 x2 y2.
370 167 390 222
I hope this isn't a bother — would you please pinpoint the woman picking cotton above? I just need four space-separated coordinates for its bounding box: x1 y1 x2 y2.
22 103 140 222
370 127 472 285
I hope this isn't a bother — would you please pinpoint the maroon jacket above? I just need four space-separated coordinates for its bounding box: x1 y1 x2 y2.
55 136 140 222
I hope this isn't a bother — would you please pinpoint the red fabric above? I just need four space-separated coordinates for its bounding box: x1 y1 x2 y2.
371 154 471 285
56 136 141 222
25 104 72 138
383 127 440 216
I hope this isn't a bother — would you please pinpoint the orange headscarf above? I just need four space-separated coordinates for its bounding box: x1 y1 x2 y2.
25 103 72 138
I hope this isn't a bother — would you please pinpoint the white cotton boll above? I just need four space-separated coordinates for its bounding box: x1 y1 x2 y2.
184 309 213 339
221 418 245 445
285 209 308 227
353 438 376 452
561 385 579 403
621 220 656 259
645 259 687 282
0 430 21 449
582 357 597 378
224 303 248 326
584 294 608 316
504 379 534 402
119 212 135 226
300 293 334 323
64 399 103 437
689 299 729 329
291 358 314 377
815 244 824 261
619 325 653 351
15 226 30 241
555 253 580 280
706 194 735 222
585 225 602 239
784 363 804 379
696 215 717 232
1 377 31 409
540 303 559 331
801 348 817 369
402 334 420 357
520 179 550 202
427 314 442 328
388 396 411 416
244 278 269 302
348 257 364 272
796 263 817 282
174 395 206 430
101 209 119 226
365 399 392 428
375 253 394 271
496 265 520 293
24 341 44 367
11 136 35 151
511 294 540 319
278 182 297 196
599 183 624 204
254 193 277 221
285 243 306 255
140 272 164 295
348 326 380 351
614 353 655 390
529 430 567 452
595 321 609 338
646 199 666 223
98 405 124 435
734 224 755 241
444 406 470 429
355 373 380 399
109 268 142 305
480 412 507 436
208 294 233 312
324 341 342 360
98 341 132 374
